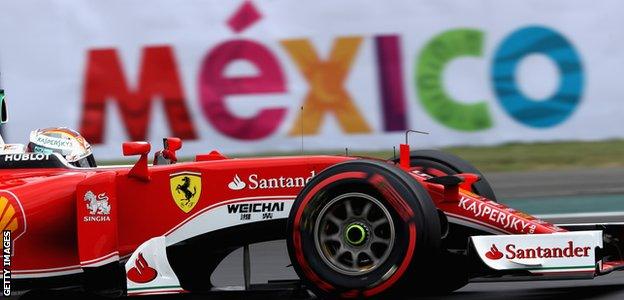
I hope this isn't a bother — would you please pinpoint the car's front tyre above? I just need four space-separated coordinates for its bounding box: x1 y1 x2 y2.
287 160 440 299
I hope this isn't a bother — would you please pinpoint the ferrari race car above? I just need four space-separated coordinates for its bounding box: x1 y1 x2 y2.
2 102 624 298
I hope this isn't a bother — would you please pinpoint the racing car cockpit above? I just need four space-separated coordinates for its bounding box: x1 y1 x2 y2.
0 129 96 169
0 89 181 170
26 127 97 168
0 90 97 169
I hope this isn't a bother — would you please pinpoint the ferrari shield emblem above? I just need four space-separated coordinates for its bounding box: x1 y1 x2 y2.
170 172 202 213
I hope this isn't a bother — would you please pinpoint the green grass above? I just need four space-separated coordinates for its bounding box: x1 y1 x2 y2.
443 140 624 172
106 139 624 173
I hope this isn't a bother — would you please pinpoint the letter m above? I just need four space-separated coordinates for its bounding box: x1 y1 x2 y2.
80 46 197 144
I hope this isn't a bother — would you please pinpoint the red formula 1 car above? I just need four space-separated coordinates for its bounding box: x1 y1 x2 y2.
2 112 624 298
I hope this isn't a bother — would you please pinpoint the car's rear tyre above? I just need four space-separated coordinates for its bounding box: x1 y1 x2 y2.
287 160 440 299
395 149 496 201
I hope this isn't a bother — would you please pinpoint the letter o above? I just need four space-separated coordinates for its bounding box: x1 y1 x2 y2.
491 26 584 127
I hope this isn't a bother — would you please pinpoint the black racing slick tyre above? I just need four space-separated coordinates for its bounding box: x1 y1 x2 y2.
287 160 440 299
396 149 496 201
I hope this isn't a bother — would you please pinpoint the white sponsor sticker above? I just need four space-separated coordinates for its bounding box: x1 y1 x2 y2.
472 231 602 274
83 190 111 222
228 171 316 191
4 153 50 161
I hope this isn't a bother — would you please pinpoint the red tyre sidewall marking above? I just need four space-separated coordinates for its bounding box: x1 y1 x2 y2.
368 174 415 221
361 173 418 297
363 224 416 297
293 171 367 292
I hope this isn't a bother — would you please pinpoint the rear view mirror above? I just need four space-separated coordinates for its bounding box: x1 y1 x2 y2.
0 90 8 124
153 137 182 165
122 141 151 181
123 141 151 156
164 137 182 152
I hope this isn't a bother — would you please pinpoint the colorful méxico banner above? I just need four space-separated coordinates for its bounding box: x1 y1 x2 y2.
0 0 621 158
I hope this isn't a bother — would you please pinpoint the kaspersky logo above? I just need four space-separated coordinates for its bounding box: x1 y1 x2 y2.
485 242 591 260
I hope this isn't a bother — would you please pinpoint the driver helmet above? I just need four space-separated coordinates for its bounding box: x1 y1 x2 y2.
27 127 96 167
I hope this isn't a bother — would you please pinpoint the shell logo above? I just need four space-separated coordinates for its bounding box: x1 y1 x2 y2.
0 191 26 242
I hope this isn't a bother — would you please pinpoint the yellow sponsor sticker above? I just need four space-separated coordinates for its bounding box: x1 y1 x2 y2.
170 172 202 213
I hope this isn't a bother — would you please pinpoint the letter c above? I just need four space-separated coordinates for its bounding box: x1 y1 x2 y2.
416 29 492 131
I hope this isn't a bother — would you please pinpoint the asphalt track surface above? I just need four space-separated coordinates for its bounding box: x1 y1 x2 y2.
19 168 624 299
488 168 624 199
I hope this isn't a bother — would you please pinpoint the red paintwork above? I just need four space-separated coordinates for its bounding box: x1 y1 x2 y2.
5 155 352 277
76 171 118 267
399 144 410 169
123 141 151 181
414 170 563 235
601 260 624 274
5 170 87 276
5 144 564 280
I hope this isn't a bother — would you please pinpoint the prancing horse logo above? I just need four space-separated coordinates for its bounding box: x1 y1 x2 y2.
176 177 196 202
169 172 202 213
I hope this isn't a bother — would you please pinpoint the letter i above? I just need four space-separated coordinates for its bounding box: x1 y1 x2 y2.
375 35 407 132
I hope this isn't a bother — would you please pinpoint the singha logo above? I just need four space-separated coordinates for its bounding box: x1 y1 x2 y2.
84 190 111 215
485 244 504 260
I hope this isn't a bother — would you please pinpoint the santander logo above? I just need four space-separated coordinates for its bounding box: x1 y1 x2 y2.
484 241 591 261
227 171 315 190
485 244 504 260
127 253 158 284
228 175 246 190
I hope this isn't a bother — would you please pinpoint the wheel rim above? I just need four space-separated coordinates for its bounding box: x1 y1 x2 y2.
314 192 395 276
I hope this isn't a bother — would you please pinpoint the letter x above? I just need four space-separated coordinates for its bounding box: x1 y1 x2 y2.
281 37 371 135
